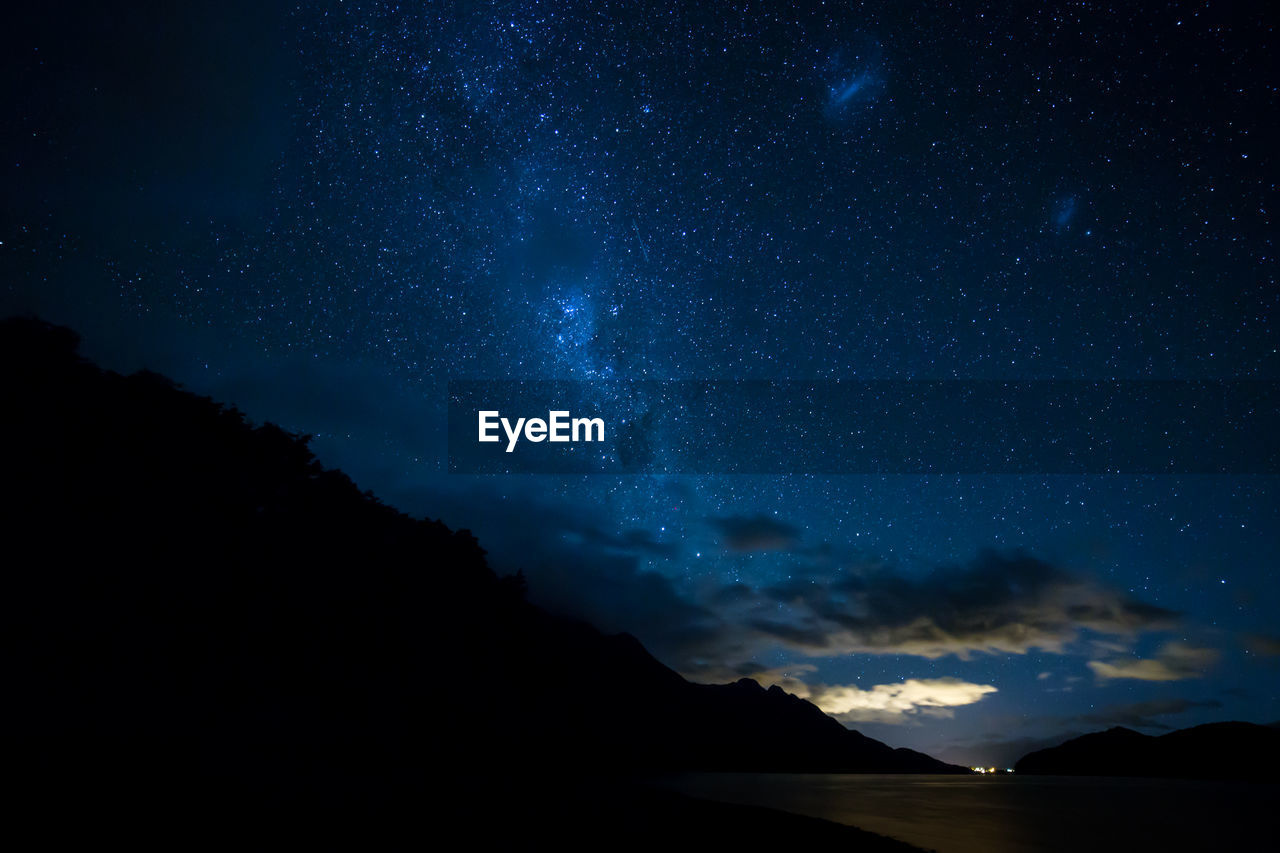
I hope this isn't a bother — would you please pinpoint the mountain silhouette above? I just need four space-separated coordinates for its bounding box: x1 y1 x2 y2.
1014 721 1280 780
2 316 952 843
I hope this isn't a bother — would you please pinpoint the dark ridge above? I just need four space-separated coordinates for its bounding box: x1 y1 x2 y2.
2 316 952 842
1014 720 1280 780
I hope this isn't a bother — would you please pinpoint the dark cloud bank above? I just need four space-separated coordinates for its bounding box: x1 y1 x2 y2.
440 495 1181 685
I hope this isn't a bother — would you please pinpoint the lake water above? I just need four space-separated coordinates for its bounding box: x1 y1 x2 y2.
652 773 1276 852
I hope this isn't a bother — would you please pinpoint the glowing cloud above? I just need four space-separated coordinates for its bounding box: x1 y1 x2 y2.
795 677 998 725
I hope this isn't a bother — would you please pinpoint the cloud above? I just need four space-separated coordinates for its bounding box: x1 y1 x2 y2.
1088 641 1220 682
383 480 729 667
1244 633 1280 657
563 525 681 558
1069 698 1223 730
710 514 801 552
493 531 1180 679
383 482 1181 684
734 663 819 696
937 731 1086 769
752 550 1178 660
794 678 997 725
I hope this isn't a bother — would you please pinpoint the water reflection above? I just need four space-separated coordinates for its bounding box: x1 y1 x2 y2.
653 773 1275 853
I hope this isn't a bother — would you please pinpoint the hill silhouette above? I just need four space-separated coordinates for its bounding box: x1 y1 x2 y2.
2 316 949 844
1014 721 1280 780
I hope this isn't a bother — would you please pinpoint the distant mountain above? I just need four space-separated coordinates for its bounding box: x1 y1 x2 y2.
2 316 963 825
482 611 964 772
1014 721 1280 780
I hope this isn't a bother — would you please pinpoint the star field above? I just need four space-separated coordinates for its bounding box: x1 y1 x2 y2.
2 0 1276 764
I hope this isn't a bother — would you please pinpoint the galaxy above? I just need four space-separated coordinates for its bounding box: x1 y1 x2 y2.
823 36 887 118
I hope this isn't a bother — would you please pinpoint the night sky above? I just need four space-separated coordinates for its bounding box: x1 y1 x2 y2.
3 1 1276 767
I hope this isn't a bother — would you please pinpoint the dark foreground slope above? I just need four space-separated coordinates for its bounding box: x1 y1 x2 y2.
1 317 947 843
1015 722 1280 780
